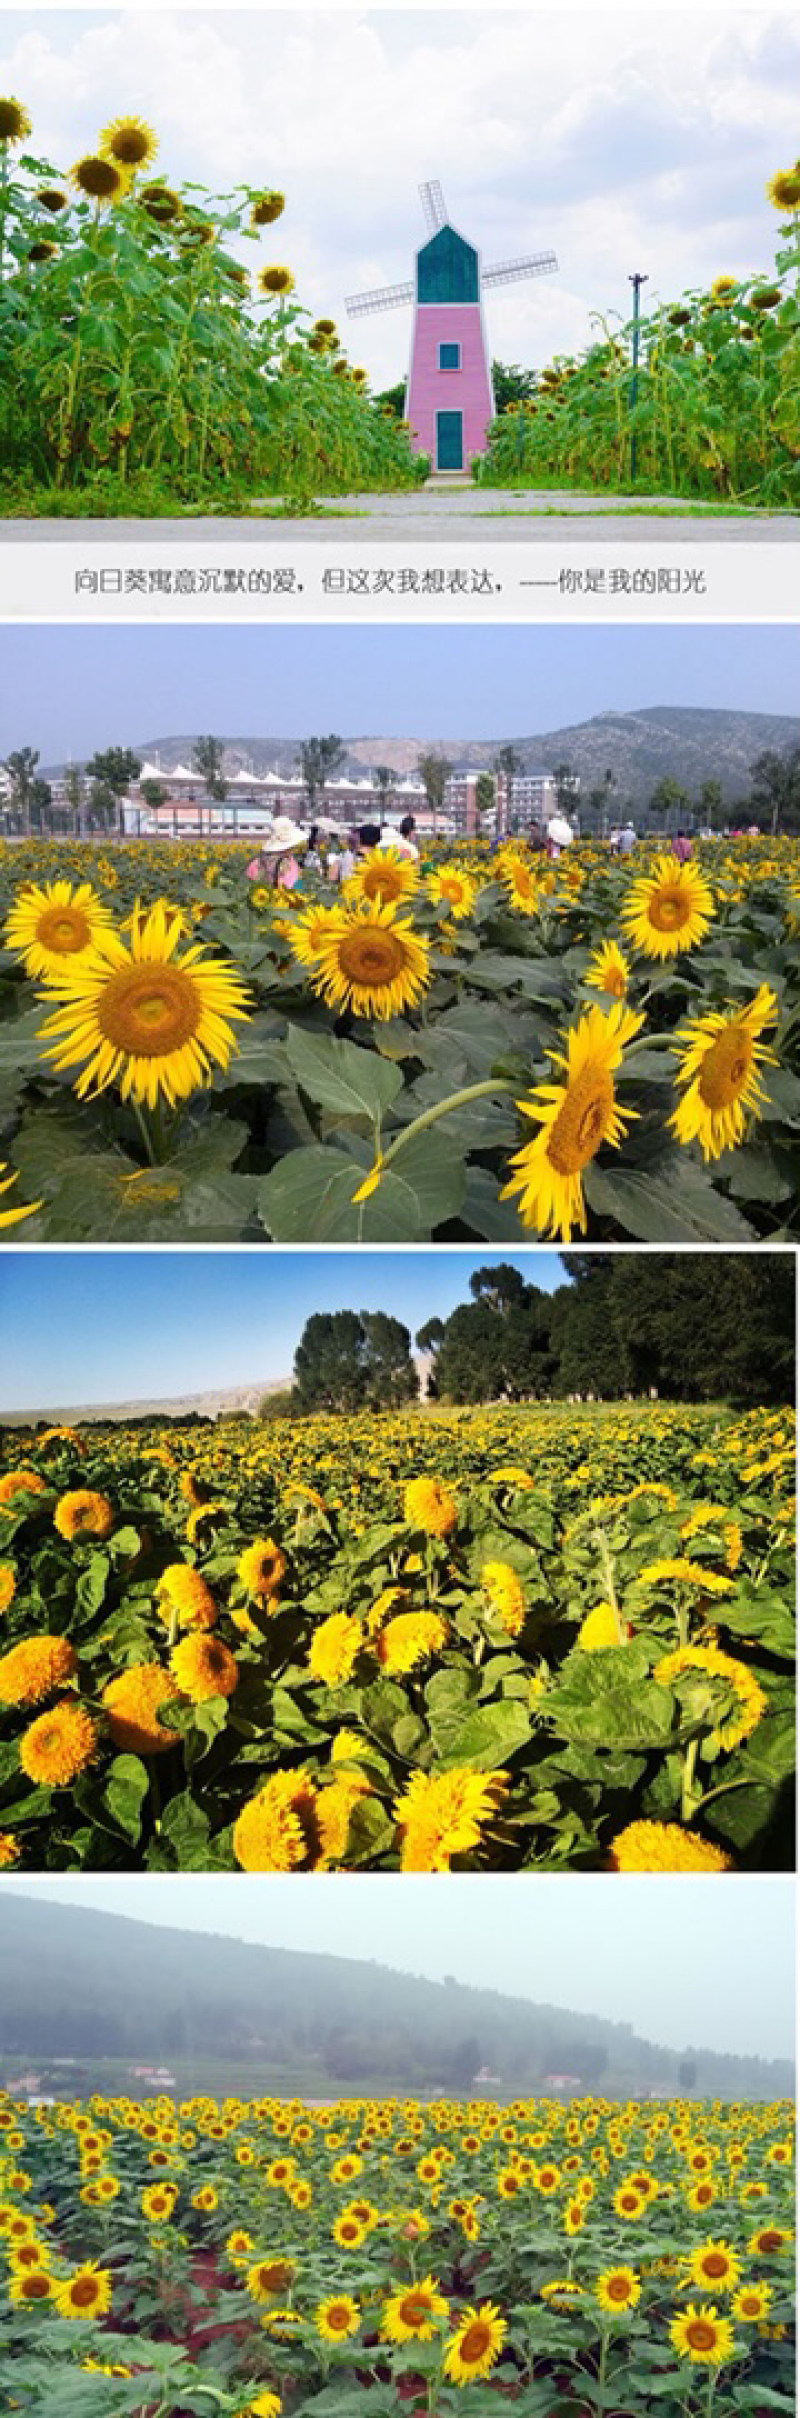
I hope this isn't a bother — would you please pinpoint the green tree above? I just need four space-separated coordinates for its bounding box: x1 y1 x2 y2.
649 774 690 835
360 1311 418 1409
416 749 453 836
372 764 396 814
748 745 800 835
62 764 87 835
490 359 538 411
475 770 496 823
29 776 52 831
192 737 228 801
294 1310 366 1412
140 778 169 809
2 746 40 833
296 736 346 817
85 746 142 796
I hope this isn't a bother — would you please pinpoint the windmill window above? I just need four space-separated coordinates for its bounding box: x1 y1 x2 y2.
438 341 461 371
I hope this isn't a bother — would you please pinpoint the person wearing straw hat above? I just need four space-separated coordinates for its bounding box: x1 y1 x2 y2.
248 816 308 889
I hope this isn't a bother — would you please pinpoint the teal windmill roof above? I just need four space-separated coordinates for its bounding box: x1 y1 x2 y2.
416 222 479 304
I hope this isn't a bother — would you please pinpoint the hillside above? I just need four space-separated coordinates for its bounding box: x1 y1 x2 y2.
0 1894 791 2101
106 706 800 810
0 1376 291 1428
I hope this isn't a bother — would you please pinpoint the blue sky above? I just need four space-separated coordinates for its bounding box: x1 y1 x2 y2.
0 1249 568 1412
2 1874 794 2061
0 9 796 388
2 625 798 765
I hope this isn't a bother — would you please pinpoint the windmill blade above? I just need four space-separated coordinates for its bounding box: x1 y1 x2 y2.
483 250 558 288
345 279 414 318
419 178 448 233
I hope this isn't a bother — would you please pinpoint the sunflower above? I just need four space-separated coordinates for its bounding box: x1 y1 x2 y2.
614 2184 647 2220
306 1612 363 1686
55 2263 111 2320
501 856 542 915
481 1561 526 1636
316 2292 361 2341
5 881 116 983
685 2240 742 2293
653 1645 766 1752
141 182 182 223
0 1567 15 1616
156 1564 216 1631
53 1489 113 1541
500 1002 643 1241
767 166 800 209
101 1663 180 1754
747 2226 793 2256
0 1635 77 1708
332 2211 367 2248
403 1476 457 1537
37 903 251 1110
345 849 418 911
0 1834 20 1867
282 904 346 969
731 2282 772 2321
169 1634 239 1702
70 154 130 204
669 2305 736 2365
393 1768 508 1873
18 1702 98 1786
99 114 159 169
621 855 714 960
0 1163 42 1230
250 189 285 225
427 866 476 920
585 940 629 998
608 1821 731 1873
258 266 295 294
381 2276 449 2342
309 902 430 1020
595 2266 641 2313
375 1610 447 1675
237 1538 286 1601
576 1601 625 1651
9 2268 56 2303
0 1469 46 1502
36 185 69 212
669 986 777 1160
232 1771 322 1872
443 2303 506 2386
0 98 32 143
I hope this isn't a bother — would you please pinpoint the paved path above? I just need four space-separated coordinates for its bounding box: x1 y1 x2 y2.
3 485 797 543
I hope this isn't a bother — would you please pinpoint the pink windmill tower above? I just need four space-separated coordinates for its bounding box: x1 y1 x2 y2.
345 180 557 471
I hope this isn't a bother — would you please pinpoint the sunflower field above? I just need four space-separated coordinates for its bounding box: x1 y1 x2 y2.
0 103 420 513
0 832 799 1244
0 1398 794 1874
476 167 800 507
0 2084 795 2418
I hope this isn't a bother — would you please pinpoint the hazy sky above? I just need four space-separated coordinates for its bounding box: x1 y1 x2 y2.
0 1247 569 1411
0 9 796 388
2 625 798 765
2 1875 794 2062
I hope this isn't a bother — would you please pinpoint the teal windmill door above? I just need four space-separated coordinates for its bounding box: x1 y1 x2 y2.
436 410 463 469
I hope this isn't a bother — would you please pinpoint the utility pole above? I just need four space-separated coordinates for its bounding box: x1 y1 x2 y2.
628 271 648 485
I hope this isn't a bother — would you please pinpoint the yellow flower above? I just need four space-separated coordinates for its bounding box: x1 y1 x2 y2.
443 2303 506 2385
684 2240 742 2293
393 1769 509 1872
258 266 295 294
316 2292 361 2341
621 855 715 960
0 1566 16 1615
37 901 251 1110
670 985 778 1160
53 1489 113 1541
427 867 476 920
481 1561 526 1637
595 2266 641 2313
731 2283 772 2321
18 1701 98 1785
156 1565 216 1631
374 1610 447 1675
308 903 430 1020
0 1636 77 1708
306 1613 363 1686
766 166 800 209
346 849 419 911
237 1538 286 1602
4 880 114 981
233 1771 323 1872
585 940 629 998
403 1476 457 1536
69 154 131 204
608 1821 731 1873
54 2263 112 2319
669 2305 737 2365
635 1558 733 1595
0 97 32 143
576 1601 626 1651
0 1833 20 1867
101 1663 179 1754
169 1634 239 1702
381 2276 448 2342
653 1645 766 1752
99 114 159 169
500 1002 643 1241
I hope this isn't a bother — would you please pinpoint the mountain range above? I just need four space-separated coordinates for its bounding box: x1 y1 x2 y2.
47 706 800 811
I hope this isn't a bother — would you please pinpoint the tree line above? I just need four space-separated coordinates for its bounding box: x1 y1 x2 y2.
281 1256 794 1416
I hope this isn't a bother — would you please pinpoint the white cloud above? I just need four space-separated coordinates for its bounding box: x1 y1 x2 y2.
0 7 795 385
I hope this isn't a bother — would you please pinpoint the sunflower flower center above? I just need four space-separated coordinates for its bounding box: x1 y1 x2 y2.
338 929 406 986
37 907 92 955
71 2279 100 2308
696 1026 752 1110
547 1069 614 1173
401 2295 432 2324
702 2255 728 2279
362 866 404 903
460 2322 492 2364
97 964 201 1053
686 2321 717 2351
649 887 691 931
328 2304 351 2330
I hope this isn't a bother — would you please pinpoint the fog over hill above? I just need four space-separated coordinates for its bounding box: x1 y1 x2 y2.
0 1894 792 2100
46 707 800 811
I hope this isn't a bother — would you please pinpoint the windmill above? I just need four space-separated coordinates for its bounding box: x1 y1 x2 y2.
345 180 557 472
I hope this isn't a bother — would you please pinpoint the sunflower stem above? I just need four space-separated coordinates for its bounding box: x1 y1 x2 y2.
359 1077 519 1186
681 1735 701 1824
131 1099 157 1167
